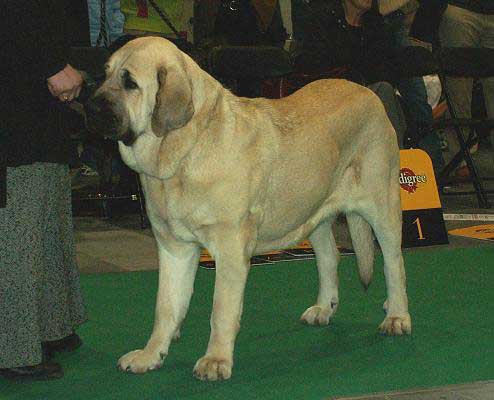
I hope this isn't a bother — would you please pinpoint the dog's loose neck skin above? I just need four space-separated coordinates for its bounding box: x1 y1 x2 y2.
118 133 161 177
118 124 199 180
119 60 226 181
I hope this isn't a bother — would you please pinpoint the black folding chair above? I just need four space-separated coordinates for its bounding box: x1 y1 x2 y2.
432 47 494 208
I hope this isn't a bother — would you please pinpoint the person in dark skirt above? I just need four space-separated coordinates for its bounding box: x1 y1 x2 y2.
0 1 90 381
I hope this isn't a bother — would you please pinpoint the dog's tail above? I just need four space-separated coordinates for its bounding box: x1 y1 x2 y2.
346 213 375 290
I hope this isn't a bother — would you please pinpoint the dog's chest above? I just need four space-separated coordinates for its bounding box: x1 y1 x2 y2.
164 218 197 242
143 177 209 243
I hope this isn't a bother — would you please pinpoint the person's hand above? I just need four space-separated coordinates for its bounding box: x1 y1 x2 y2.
47 64 84 102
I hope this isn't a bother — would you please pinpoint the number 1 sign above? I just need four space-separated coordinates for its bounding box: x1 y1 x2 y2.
399 149 449 248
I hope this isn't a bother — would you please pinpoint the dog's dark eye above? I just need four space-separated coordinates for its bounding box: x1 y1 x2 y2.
122 70 139 90
124 77 138 90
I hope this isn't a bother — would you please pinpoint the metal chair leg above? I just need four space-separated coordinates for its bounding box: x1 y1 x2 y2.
135 174 147 229
452 124 490 208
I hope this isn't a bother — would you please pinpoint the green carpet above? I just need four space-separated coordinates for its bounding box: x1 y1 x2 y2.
2 246 493 400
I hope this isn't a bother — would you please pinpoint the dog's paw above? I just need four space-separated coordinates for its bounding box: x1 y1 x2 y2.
118 349 164 374
193 356 232 381
379 313 412 335
300 305 335 326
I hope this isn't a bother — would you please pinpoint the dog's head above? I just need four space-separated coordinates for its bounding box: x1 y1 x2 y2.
86 37 195 146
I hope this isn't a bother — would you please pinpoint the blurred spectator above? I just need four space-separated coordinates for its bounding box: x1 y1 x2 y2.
293 0 448 170
439 1 494 174
191 1 288 97
409 0 447 44
212 0 287 47
385 3 445 171
88 0 125 46
293 0 407 84
293 0 411 147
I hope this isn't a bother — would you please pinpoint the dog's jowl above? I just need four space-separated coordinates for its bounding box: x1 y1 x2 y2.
87 37 411 381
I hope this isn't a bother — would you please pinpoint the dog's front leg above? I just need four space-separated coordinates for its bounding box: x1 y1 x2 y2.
193 226 254 381
118 236 200 374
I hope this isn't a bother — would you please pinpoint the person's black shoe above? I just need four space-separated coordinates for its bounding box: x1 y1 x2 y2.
0 361 63 381
42 333 82 358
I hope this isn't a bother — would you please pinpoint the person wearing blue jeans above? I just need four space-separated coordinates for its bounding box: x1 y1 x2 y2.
385 8 445 172
87 0 125 46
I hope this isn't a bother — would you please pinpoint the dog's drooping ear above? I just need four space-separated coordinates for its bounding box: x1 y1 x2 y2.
152 66 195 137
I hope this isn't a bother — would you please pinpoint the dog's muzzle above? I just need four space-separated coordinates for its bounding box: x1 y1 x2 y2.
85 95 135 145
86 95 119 137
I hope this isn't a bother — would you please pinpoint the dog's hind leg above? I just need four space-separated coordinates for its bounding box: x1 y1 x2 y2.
193 223 255 381
300 219 340 326
360 182 411 336
118 234 201 374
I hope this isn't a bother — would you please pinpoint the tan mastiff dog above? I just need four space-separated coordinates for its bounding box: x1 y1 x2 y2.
86 37 411 381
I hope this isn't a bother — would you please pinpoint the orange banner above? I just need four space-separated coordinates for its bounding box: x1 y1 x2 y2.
399 149 442 211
